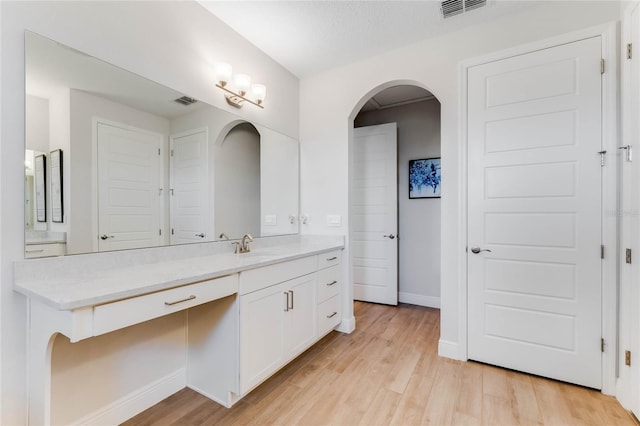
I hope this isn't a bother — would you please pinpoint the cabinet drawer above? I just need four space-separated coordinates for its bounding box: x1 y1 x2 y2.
318 250 341 270
318 294 341 336
93 274 238 336
317 265 340 303
239 255 317 295
25 243 66 259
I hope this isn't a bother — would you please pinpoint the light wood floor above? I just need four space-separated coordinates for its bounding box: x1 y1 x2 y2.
123 302 637 425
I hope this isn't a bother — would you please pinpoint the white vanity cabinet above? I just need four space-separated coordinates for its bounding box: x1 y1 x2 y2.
239 273 316 394
15 236 345 424
317 250 342 336
25 242 66 258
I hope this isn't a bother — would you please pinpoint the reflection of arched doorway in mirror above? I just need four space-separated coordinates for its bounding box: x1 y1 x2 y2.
350 83 441 308
215 122 261 240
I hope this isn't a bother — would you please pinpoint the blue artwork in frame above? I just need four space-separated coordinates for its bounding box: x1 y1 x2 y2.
409 158 441 198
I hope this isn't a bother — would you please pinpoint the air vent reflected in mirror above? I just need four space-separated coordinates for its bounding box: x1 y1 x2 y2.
174 96 197 106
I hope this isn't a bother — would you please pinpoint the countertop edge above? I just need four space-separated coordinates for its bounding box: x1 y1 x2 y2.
15 243 344 311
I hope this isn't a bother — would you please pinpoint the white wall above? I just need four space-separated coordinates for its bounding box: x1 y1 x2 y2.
299 1 622 358
355 99 441 307
25 95 49 153
69 90 171 254
215 123 261 238
0 2 299 424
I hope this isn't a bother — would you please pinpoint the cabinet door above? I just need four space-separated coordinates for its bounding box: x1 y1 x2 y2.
239 282 286 394
283 274 317 360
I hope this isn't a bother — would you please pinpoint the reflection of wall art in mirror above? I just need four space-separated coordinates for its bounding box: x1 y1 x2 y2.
50 149 63 223
409 158 441 199
34 154 47 222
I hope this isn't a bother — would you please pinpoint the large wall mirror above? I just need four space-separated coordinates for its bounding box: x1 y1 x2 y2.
25 31 299 257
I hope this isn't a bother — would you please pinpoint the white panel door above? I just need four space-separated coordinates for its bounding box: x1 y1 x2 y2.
467 37 603 388
97 122 162 251
170 128 209 244
352 123 398 305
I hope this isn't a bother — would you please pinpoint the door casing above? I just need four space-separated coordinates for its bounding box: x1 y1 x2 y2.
454 22 618 396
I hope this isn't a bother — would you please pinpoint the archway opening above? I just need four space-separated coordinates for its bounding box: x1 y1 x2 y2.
349 83 442 309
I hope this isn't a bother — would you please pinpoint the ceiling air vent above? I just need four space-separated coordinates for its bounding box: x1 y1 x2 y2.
174 96 197 106
441 0 486 18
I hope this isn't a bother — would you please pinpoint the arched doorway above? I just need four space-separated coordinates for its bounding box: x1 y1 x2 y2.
348 83 442 309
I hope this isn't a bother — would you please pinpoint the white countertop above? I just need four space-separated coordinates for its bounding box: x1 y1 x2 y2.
14 235 344 311
25 231 67 245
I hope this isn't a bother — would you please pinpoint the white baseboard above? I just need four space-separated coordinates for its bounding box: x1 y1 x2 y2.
335 316 356 334
72 368 186 426
399 292 440 308
438 339 465 361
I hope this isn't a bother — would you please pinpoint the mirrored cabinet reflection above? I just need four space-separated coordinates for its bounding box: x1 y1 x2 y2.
24 31 299 258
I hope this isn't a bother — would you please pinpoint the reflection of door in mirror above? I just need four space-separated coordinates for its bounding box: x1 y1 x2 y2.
24 149 45 230
215 123 260 239
170 128 210 244
96 121 163 251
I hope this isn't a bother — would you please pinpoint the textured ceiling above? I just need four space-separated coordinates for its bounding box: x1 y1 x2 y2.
198 1 538 78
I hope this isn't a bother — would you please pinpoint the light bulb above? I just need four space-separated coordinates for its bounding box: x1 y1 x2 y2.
251 84 267 105
234 73 251 96
214 62 232 87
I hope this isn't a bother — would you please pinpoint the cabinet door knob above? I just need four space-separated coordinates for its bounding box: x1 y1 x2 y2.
100 234 114 240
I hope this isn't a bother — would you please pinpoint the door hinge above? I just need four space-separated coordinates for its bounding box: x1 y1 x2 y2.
159 229 162 236
626 350 632 366
171 149 174 157
601 58 605 74
158 148 161 156
171 228 175 235
628 43 633 60
601 245 605 259
601 338 606 353
626 248 632 264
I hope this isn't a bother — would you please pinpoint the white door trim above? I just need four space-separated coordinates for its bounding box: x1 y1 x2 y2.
617 1 640 411
452 22 618 395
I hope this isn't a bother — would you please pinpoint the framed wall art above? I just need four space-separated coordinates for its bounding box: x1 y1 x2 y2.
409 157 441 199
50 149 63 223
34 153 46 222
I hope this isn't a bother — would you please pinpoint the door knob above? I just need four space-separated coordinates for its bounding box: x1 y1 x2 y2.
195 233 205 238
470 247 492 254
383 234 396 240
100 234 114 240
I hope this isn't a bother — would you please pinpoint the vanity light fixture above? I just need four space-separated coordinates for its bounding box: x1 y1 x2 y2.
214 62 266 109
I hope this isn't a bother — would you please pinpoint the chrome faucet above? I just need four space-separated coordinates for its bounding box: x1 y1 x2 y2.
241 234 253 253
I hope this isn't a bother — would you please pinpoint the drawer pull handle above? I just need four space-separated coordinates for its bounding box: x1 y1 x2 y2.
284 292 289 312
326 256 337 261
327 312 338 318
289 290 294 310
326 280 337 287
164 295 196 306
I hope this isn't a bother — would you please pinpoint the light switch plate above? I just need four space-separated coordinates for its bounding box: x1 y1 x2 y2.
326 214 342 227
264 215 277 226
